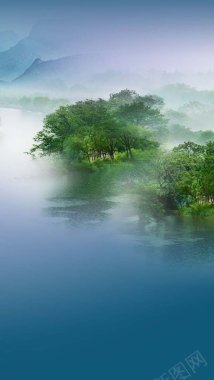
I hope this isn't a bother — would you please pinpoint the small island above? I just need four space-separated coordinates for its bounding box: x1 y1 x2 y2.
29 89 214 218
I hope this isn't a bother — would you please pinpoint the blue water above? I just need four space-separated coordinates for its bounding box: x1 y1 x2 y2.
0 109 213 379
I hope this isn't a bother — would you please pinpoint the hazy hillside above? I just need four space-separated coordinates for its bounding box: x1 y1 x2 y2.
0 20 89 81
158 84 214 108
0 18 121 82
13 55 107 90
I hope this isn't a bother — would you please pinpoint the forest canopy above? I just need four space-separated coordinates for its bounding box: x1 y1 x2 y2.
30 90 165 161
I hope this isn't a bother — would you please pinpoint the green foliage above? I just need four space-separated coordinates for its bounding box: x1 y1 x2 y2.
108 89 138 108
140 141 214 215
181 203 214 218
30 90 161 162
28 88 214 219
113 96 167 141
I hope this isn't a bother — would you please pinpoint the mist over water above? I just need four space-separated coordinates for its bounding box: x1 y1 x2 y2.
0 108 214 379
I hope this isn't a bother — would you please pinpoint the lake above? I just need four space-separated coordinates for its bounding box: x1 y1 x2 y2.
0 108 213 379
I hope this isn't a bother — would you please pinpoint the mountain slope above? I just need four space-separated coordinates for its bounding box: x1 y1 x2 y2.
0 18 112 81
0 20 84 81
13 54 106 89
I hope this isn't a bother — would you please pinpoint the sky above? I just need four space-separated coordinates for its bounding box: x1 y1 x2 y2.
1 0 214 71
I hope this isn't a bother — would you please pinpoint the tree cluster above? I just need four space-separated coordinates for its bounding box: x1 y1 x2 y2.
152 141 214 209
30 90 166 162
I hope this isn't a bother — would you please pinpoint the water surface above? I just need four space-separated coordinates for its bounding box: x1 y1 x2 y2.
0 108 213 379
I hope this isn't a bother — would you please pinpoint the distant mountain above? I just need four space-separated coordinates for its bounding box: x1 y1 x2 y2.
0 31 20 52
0 19 111 82
13 55 107 89
0 39 37 81
0 21 81 81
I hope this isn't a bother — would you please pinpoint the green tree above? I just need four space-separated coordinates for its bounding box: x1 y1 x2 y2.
30 95 158 162
200 141 214 201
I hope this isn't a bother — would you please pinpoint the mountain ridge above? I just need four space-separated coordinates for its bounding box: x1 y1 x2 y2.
13 54 107 89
